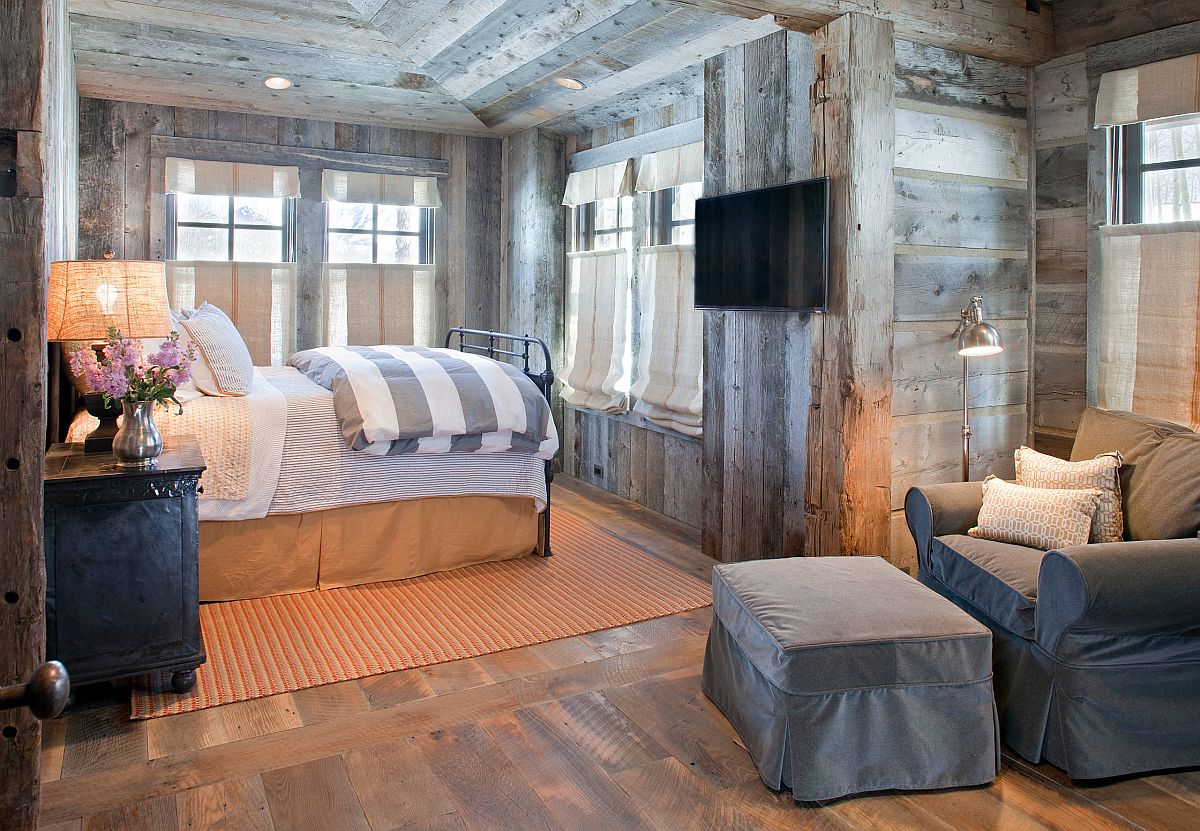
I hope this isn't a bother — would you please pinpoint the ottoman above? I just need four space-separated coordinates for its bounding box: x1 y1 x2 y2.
702 557 998 802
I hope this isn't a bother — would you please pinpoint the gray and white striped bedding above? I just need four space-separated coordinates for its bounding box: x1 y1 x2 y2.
288 345 559 459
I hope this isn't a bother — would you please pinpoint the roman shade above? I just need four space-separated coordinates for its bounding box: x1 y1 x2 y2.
321 263 435 348
1094 53 1200 127
165 261 297 366
630 244 703 435
562 249 630 412
634 142 704 192
562 160 634 207
166 158 300 198
320 170 442 208
1097 221 1200 430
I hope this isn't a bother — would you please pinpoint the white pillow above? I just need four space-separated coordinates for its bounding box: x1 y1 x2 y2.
969 476 1101 552
180 303 253 396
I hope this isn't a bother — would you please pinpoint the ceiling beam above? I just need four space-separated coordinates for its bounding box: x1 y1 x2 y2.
669 0 1054 66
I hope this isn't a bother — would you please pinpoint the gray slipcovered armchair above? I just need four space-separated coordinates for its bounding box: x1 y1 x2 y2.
905 408 1200 780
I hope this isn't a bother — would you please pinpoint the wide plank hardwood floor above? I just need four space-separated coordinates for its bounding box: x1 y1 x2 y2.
38 476 1200 830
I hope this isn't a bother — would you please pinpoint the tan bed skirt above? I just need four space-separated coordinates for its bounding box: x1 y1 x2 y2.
199 496 542 601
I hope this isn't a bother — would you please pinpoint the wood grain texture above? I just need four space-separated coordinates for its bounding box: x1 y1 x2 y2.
894 175 1029 250
35 477 1200 831
804 14 896 557
1 0 75 825
1052 0 1200 55
894 39 1028 119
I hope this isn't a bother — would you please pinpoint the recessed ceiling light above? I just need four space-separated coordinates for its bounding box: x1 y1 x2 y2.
555 77 585 90
264 76 293 90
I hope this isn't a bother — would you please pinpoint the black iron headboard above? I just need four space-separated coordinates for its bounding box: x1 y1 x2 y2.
444 327 557 557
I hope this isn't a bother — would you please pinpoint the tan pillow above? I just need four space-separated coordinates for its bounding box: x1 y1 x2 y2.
1015 446 1124 543
969 476 1101 551
180 303 253 396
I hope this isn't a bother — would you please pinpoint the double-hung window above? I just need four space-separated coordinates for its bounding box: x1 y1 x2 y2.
326 202 434 264
1113 113 1200 224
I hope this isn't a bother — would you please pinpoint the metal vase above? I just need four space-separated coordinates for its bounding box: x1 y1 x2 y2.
113 400 163 469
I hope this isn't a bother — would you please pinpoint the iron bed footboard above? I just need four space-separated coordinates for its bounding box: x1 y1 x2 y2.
444 328 556 557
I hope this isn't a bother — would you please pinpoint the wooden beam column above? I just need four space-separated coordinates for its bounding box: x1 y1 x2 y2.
804 13 895 556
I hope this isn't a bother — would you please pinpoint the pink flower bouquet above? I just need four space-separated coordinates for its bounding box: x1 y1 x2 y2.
70 327 196 413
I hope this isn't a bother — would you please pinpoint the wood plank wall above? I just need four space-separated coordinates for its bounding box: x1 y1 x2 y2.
75 98 505 348
0 0 76 825
703 30 816 560
556 99 705 528
891 40 1032 569
1031 53 1088 458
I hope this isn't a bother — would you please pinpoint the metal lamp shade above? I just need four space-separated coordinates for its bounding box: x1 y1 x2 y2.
47 259 171 341
958 321 1004 357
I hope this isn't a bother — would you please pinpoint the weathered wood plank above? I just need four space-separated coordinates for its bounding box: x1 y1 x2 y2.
149 135 449 177
896 105 1027 183
1034 348 1086 432
893 327 1030 417
894 175 1028 250
1033 56 1086 146
894 251 1029 321
1035 144 1087 211
892 409 1025 507
1053 0 1200 55
1035 214 1085 284
894 39 1028 119
543 69 703 136
1035 287 1086 347
567 119 702 173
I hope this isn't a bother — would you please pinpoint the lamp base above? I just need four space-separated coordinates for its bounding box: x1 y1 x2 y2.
83 393 120 453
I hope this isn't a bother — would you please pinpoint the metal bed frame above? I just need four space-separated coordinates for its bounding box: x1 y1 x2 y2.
445 328 555 557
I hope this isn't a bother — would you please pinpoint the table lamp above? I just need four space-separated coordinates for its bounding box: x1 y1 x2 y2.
47 254 171 452
953 296 1004 481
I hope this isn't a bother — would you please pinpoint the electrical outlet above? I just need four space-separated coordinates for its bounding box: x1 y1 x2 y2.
593 464 604 478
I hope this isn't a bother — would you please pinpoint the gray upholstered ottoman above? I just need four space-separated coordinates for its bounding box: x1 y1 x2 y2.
702 556 998 802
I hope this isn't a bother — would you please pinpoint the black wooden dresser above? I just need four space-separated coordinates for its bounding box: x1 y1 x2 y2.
43 437 206 693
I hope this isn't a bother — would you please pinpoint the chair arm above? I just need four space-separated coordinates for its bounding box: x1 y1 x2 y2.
1037 538 1200 651
904 483 984 575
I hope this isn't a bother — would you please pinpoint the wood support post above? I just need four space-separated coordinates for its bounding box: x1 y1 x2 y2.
804 13 895 556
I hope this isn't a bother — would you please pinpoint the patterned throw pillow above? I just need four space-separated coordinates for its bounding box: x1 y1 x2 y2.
180 303 253 396
1015 446 1124 543
969 476 1101 551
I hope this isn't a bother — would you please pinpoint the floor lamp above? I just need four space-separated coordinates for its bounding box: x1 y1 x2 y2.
954 296 1004 482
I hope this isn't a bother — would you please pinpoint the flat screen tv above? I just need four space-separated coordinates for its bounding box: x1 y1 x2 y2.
694 176 829 311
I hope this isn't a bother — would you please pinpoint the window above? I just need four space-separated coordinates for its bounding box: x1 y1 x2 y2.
325 201 434 264
571 196 633 252
168 193 295 261
649 182 702 245
1113 112 1200 224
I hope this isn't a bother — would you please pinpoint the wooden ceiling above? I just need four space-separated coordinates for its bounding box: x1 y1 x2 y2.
69 0 1054 138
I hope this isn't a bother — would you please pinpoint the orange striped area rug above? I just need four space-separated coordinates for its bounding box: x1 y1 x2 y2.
130 510 711 719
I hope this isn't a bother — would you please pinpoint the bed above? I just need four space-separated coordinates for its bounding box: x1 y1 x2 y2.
68 329 558 601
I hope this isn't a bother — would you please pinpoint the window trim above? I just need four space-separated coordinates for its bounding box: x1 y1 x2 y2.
649 186 697 246
325 203 435 265
167 193 296 262
1115 118 1200 225
571 197 632 252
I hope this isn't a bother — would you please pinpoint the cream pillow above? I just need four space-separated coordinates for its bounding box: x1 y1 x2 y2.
969 476 1101 551
180 303 253 396
1015 446 1124 543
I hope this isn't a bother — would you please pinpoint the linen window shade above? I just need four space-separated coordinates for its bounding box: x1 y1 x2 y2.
320 170 442 208
166 158 300 198
562 160 635 207
321 263 435 348
634 142 704 192
631 244 703 436
563 249 630 412
1097 221 1200 430
165 261 296 366
1094 54 1200 127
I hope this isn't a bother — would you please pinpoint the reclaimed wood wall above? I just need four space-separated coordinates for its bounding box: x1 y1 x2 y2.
75 97 505 348
557 99 705 528
891 40 1032 568
1 0 76 825
1031 53 1088 457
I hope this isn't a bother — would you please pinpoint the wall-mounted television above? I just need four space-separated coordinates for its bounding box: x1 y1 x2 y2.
694 176 829 312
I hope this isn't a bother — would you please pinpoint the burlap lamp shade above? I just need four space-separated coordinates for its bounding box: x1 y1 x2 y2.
48 259 171 341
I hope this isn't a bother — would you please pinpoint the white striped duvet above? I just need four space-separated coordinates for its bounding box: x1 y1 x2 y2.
288 345 559 459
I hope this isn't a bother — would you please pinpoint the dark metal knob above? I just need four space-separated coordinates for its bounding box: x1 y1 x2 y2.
0 661 70 720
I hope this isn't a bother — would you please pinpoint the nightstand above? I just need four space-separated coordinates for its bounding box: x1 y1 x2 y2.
44 437 206 693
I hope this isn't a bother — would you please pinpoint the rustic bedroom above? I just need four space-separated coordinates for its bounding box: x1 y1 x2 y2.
2 0 1199 828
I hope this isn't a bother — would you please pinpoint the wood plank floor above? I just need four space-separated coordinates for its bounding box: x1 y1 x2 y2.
38 476 1200 830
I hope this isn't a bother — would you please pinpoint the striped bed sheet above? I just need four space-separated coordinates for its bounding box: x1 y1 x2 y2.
288 345 559 459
